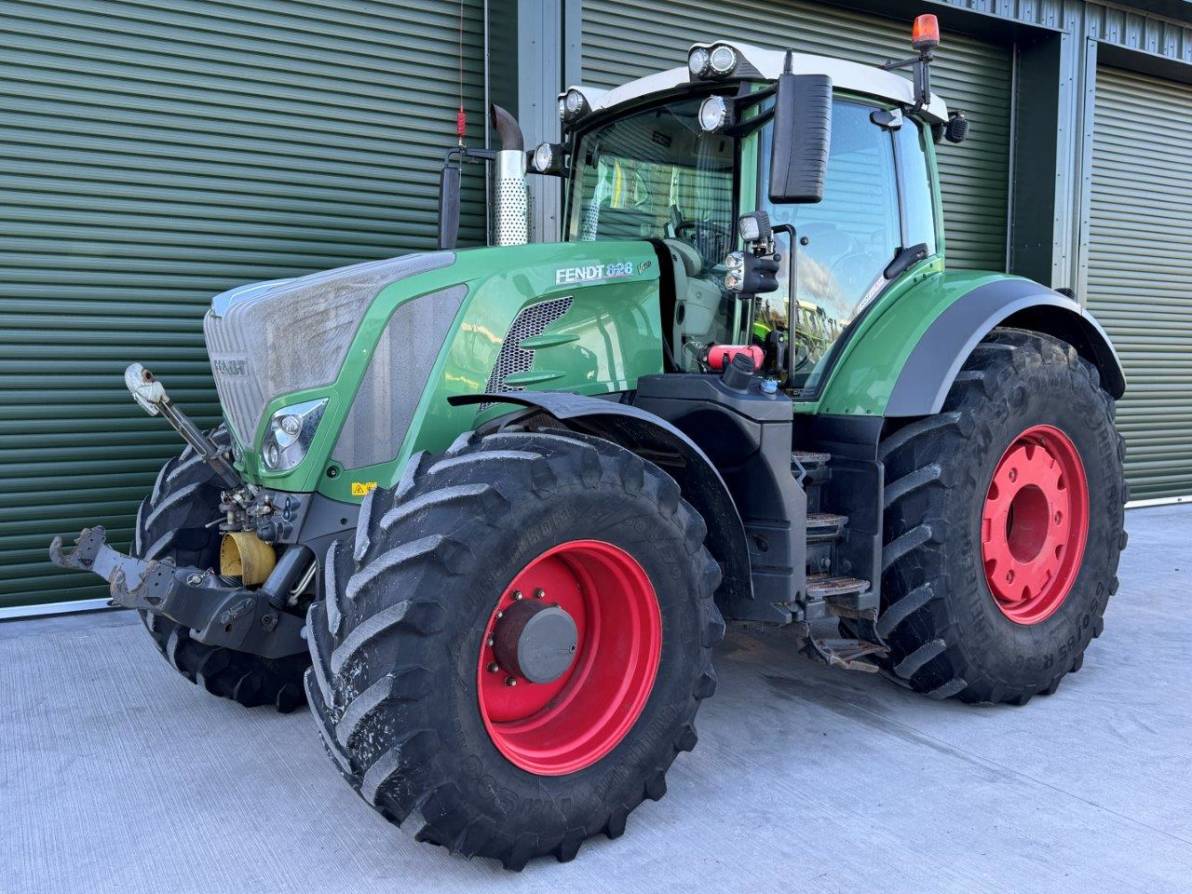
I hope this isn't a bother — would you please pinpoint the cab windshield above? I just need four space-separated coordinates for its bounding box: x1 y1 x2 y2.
566 97 737 270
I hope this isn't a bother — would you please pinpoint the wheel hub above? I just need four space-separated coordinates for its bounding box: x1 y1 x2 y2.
491 599 578 684
476 540 662 776
980 424 1089 625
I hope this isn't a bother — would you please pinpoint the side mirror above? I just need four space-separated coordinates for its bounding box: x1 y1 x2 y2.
438 160 461 250
769 73 832 204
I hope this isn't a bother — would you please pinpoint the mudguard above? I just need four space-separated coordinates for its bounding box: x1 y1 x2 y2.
449 391 752 608
886 279 1126 417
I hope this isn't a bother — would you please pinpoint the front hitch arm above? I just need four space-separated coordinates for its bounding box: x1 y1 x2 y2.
124 363 241 489
49 526 307 659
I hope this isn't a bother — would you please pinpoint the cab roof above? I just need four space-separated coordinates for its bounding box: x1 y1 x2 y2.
570 41 949 125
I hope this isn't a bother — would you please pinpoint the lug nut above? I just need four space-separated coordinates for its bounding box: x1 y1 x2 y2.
487 662 500 673
534 588 545 599
512 590 524 601
486 636 495 647
496 610 504 619
505 676 518 687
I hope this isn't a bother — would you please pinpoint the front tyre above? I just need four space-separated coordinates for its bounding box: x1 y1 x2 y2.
305 429 723 868
134 426 309 711
877 329 1127 704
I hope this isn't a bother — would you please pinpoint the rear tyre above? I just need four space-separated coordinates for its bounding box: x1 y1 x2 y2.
134 426 308 712
877 329 1126 705
305 429 723 868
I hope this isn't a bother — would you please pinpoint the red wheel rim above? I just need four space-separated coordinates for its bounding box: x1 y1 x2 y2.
476 540 662 776
981 424 1089 625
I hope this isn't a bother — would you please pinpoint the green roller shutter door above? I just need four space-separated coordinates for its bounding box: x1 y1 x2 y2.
581 0 1012 271
0 0 487 611
1087 67 1192 501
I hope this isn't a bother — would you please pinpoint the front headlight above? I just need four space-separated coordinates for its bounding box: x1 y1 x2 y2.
261 398 327 472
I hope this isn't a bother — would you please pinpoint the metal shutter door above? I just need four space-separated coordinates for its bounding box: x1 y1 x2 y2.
581 0 1011 271
0 0 486 610
1087 67 1192 500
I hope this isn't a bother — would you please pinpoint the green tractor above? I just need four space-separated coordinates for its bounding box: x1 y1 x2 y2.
51 16 1127 869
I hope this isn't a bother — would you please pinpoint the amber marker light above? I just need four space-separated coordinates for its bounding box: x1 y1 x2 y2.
912 14 941 51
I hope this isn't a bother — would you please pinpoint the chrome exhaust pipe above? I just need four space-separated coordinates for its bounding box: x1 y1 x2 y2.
490 104 529 246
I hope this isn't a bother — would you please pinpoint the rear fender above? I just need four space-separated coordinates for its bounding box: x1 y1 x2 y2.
886 279 1126 417
449 391 752 609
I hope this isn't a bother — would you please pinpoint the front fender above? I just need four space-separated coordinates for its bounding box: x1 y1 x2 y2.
449 391 752 608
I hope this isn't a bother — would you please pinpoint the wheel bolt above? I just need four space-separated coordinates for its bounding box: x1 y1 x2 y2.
534 588 545 599
496 610 504 619
487 662 500 673
505 676 517 687
486 636 495 647
512 590 524 601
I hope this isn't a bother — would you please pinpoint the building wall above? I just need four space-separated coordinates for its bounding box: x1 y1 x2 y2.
0 0 489 612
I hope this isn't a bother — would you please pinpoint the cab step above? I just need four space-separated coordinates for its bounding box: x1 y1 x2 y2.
792 451 832 489
806 512 848 543
792 450 832 467
802 635 886 673
806 574 871 600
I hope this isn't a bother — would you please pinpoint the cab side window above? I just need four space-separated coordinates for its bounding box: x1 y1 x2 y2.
896 120 937 256
761 99 901 384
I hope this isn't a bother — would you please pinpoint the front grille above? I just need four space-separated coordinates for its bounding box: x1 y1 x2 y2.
203 252 454 445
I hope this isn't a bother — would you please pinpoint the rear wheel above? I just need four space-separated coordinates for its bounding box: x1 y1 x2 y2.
305 429 723 868
877 329 1127 704
134 426 308 711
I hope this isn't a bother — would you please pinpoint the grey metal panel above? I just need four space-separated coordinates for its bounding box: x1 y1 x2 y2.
1086 65 1192 499
580 0 1013 271
1085 3 1192 64
331 284 467 469
0 0 486 608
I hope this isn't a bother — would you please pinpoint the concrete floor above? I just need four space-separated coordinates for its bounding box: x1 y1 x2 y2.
3 504 1191 894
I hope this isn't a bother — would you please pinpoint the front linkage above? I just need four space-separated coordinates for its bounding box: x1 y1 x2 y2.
49 362 309 661
50 525 308 659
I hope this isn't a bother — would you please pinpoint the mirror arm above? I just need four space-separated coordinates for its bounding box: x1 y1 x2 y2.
723 108 774 139
437 146 501 250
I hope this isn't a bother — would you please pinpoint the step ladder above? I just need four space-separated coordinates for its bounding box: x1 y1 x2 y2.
793 450 886 672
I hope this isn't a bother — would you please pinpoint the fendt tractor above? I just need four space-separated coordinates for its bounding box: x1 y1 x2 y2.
52 16 1127 869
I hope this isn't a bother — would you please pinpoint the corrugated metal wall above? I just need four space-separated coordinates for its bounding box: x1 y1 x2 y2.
581 0 1013 271
0 0 486 609
1087 66 1192 500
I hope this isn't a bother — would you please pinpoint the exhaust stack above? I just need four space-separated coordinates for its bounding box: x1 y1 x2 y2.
490 104 529 246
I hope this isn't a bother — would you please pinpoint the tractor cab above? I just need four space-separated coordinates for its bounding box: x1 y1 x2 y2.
538 24 962 394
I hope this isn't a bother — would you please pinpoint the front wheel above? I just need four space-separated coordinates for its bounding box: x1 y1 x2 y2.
877 329 1127 704
304 429 723 868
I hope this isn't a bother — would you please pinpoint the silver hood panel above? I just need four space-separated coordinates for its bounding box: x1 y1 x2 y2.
204 251 454 446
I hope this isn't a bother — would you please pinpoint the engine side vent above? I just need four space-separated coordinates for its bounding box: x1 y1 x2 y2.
481 297 573 407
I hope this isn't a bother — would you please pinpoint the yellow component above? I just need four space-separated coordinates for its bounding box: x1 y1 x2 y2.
351 481 378 497
220 532 277 586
